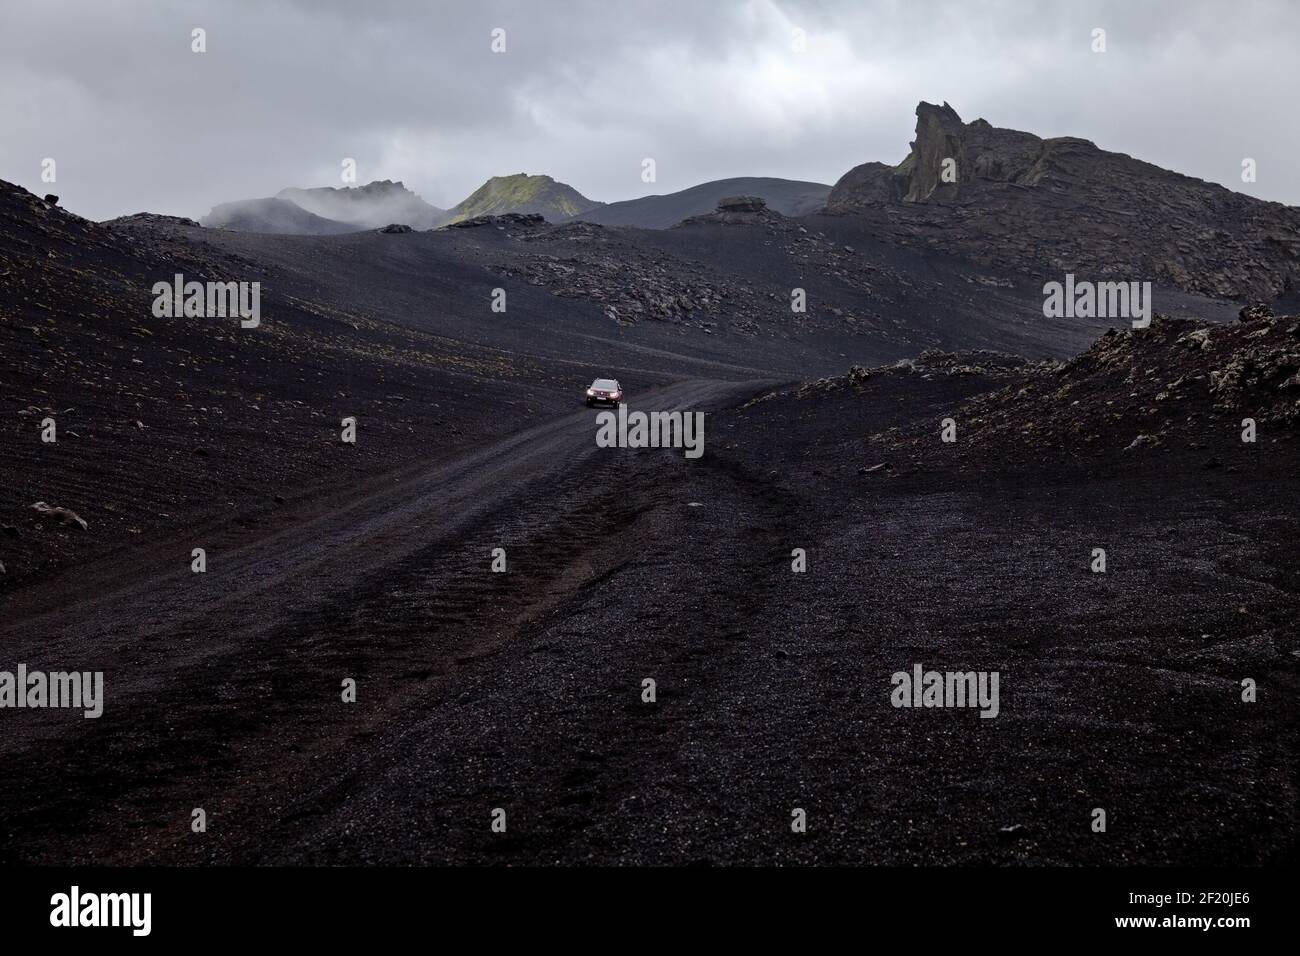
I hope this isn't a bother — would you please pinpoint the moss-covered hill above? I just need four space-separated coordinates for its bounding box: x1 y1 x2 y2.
442 173 603 225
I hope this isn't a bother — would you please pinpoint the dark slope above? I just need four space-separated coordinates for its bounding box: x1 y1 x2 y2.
0 181 573 587
184 203 1238 385
829 101 1300 300
571 176 831 228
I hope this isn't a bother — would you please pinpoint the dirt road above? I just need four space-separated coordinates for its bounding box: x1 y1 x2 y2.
0 379 759 863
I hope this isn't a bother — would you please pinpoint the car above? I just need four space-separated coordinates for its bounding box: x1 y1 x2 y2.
585 378 622 407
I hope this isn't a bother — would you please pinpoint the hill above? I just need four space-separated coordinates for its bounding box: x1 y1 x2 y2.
572 177 830 228
277 180 445 230
442 174 602 225
200 196 359 235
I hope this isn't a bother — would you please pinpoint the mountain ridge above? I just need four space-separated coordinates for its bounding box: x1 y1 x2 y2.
827 101 1300 299
277 179 446 230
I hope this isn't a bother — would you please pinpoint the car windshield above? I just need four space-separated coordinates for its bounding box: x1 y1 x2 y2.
592 380 618 389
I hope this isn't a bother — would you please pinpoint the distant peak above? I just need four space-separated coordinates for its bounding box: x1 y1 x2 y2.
354 179 410 193
916 101 963 126
446 172 601 224
279 179 414 197
487 173 553 183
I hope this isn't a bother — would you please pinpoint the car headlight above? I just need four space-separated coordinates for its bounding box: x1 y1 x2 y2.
586 389 595 396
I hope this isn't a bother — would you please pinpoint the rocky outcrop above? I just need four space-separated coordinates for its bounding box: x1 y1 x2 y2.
676 195 785 227
444 212 546 230
717 195 768 212
828 102 1300 301
102 212 202 229
859 309 1300 471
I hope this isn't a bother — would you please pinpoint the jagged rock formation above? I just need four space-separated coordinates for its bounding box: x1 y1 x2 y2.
828 102 1300 300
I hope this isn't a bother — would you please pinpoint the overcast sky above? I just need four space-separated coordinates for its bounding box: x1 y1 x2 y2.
2 0 1297 221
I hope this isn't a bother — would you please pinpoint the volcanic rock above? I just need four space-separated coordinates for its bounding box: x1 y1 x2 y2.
30 501 89 530
716 195 768 213
445 213 546 230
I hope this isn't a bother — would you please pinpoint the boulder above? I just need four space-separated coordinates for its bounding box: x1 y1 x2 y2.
1238 303 1274 323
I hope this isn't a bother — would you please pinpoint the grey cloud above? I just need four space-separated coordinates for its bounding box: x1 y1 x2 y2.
1 0 1296 221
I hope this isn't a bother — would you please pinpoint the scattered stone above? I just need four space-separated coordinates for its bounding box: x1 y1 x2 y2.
30 501 89 530
1238 303 1274 323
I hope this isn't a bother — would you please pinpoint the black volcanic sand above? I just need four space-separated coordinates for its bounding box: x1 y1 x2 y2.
1 329 1295 865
